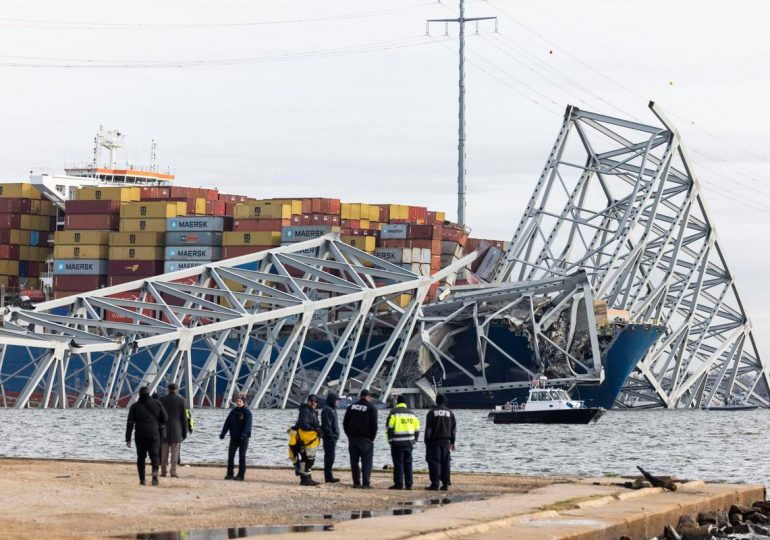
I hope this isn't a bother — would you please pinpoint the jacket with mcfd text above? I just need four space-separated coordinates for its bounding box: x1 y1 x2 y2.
424 404 456 444
343 398 378 441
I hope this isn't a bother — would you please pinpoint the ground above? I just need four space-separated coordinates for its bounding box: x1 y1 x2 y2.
0 458 557 539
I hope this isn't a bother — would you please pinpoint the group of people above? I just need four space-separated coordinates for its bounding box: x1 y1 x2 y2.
125 385 456 491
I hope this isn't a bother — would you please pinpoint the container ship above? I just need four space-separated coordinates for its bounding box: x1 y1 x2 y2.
0 129 661 408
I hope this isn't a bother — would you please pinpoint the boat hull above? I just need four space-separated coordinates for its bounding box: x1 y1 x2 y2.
489 407 606 424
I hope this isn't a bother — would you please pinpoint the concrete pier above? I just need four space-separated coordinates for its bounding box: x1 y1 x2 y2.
0 458 763 540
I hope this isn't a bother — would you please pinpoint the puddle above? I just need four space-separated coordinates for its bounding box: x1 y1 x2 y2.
120 494 487 538
119 524 333 539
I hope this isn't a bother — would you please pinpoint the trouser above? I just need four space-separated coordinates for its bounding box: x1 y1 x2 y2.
426 441 451 487
348 436 374 486
135 436 160 483
390 444 414 488
161 441 181 475
323 436 337 481
299 444 318 479
227 438 249 478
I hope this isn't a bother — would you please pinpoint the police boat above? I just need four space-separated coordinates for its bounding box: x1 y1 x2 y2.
487 385 605 425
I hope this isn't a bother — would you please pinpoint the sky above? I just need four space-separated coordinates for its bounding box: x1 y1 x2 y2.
1 0 769 348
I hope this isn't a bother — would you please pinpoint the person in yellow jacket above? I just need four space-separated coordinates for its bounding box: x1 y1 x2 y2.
295 394 323 486
386 395 420 490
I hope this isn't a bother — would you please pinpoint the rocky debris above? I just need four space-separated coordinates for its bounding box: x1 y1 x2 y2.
671 499 770 539
637 466 679 491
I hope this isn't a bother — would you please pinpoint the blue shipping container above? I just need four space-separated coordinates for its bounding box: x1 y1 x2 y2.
167 217 224 232
165 246 221 261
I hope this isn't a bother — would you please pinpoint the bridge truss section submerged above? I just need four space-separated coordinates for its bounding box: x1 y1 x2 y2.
491 103 769 408
0 235 472 409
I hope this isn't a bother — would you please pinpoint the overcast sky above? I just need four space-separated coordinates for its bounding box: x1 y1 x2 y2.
1 0 769 349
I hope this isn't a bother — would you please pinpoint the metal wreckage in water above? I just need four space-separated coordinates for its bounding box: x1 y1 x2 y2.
0 103 766 410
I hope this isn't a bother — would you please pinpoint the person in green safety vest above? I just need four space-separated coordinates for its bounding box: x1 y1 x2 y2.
386 395 420 490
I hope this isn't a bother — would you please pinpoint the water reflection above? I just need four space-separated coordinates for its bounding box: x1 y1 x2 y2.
127 524 333 539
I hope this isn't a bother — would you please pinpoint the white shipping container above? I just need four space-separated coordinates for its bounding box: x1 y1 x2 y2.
475 247 503 280
380 224 408 239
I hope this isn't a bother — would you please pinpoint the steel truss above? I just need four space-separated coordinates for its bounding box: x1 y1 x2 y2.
415 272 604 396
0 235 472 409
491 103 769 408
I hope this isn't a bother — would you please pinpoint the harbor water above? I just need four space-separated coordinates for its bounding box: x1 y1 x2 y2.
0 408 767 486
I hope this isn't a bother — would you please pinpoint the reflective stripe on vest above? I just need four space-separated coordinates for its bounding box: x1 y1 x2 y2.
388 404 420 443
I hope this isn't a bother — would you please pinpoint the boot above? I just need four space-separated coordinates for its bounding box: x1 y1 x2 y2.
151 470 159 486
300 475 319 486
137 464 146 486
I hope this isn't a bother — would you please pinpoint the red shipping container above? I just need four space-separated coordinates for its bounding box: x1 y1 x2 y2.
25 261 40 277
50 215 57 231
222 246 272 258
0 198 32 214
232 219 289 231
311 198 322 214
407 239 441 253
54 275 107 291
203 188 219 201
0 214 21 228
54 290 81 300
328 199 341 215
300 214 312 226
108 274 157 286
380 239 407 248
108 260 165 276
407 224 442 240
301 199 312 214
341 219 349 228
65 199 122 214
205 200 225 216
0 245 20 259
349 219 360 229
379 206 390 223
311 214 331 225
170 186 196 198
65 214 120 230
290 215 302 226
139 187 160 200
105 291 158 323
330 215 340 226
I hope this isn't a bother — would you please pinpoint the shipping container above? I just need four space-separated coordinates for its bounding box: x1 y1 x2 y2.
108 260 165 276
53 259 108 275
267 199 303 215
0 198 32 213
341 236 375 252
0 245 20 260
407 224 442 240
165 231 222 246
374 247 409 264
280 226 339 243
120 201 186 219
218 193 248 204
119 218 168 232
0 229 29 245
232 203 290 220
166 216 225 232
108 275 156 287
54 245 109 259
0 213 21 229
380 224 408 239
19 246 48 263
109 231 166 246
108 246 165 260
53 275 106 291
0 275 19 288
76 186 140 202
165 246 221 261
278 243 320 257
221 246 272 258
55 230 111 245
163 260 208 273
66 214 120 230
0 183 42 199
222 231 281 246
65 199 122 214
19 215 49 230
232 219 290 232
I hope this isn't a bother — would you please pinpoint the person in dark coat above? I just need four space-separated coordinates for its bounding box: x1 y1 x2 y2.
296 394 323 486
342 389 378 488
126 386 168 486
219 395 252 481
321 392 341 483
158 383 188 478
424 394 457 491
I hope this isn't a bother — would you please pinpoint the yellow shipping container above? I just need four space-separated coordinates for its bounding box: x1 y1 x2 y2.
54 245 109 259
342 236 375 252
268 199 303 215
193 198 206 215
0 261 20 275
20 215 49 230
232 203 290 220
76 186 141 202
120 201 186 219
30 199 41 214
109 247 165 260
222 231 281 246
359 219 370 230
8 229 30 245
0 183 42 199
109 232 166 246
29 247 50 262
119 219 168 232
55 231 111 245
435 211 446 222
368 205 380 222
41 199 56 216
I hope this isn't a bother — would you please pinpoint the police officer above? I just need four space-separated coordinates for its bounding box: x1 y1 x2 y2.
386 395 420 490
343 389 378 488
424 394 456 491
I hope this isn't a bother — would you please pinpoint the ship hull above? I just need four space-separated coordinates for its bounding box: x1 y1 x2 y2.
488 407 605 424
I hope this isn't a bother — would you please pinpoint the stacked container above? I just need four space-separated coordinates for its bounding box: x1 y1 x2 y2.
165 216 224 272
225 201 288 258
0 183 54 294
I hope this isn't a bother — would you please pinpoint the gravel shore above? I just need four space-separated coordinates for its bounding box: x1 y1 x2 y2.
0 458 558 539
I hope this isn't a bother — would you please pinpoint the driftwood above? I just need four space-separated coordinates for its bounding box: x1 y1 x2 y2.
636 466 678 491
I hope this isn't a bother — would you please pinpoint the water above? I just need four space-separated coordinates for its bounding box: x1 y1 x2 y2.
0 408 767 486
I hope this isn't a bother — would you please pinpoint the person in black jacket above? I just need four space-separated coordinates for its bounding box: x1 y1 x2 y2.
158 383 187 478
219 395 252 481
321 392 340 483
424 394 457 491
296 394 323 486
126 386 168 486
342 389 378 488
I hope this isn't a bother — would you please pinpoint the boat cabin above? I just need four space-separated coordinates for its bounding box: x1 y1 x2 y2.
524 388 584 411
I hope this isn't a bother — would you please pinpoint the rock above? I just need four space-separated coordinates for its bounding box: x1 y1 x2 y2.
752 524 770 536
697 511 718 525
679 525 713 540
729 503 755 516
753 500 770 514
731 522 750 534
663 524 682 540
677 514 699 531
747 511 769 524
730 512 744 525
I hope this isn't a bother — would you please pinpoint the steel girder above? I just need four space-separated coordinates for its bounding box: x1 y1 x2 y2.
0 235 473 409
416 272 604 396
490 103 769 408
